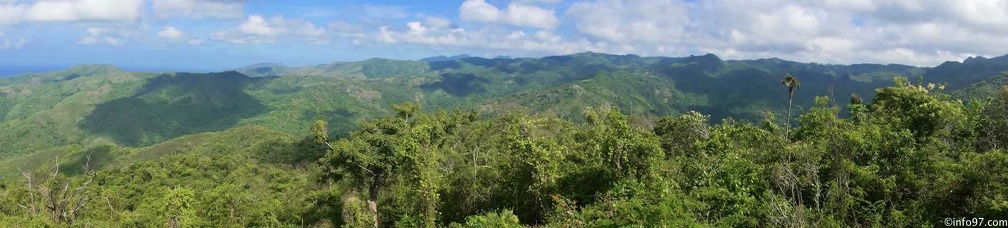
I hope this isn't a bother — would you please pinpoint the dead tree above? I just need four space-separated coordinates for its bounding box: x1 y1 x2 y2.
18 155 98 226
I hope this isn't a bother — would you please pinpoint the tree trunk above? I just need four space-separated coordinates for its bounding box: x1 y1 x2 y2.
786 92 793 138
368 173 384 228
168 216 179 228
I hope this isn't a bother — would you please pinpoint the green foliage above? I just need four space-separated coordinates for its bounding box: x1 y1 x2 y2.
0 52 994 160
318 102 477 227
871 76 965 138
450 210 525 228
654 111 710 158
153 187 201 227
976 85 1008 150
5 53 1008 227
581 107 662 181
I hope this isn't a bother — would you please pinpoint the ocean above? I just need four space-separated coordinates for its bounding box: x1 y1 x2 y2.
0 65 68 78
0 65 225 79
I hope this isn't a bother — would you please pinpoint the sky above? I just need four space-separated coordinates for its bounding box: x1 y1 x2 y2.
1 0 1008 71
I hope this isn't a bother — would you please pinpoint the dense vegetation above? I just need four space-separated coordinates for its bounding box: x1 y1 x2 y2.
3 52 1008 226
2 77 1007 226
6 52 1007 160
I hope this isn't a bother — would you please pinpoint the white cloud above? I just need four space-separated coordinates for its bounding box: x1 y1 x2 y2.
238 15 277 36
23 0 143 22
0 4 26 26
157 26 184 39
514 0 564 4
555 0 1008 66
78 27 125 46
567 0 689 44
1 37 26 50
152 0 244 19
460 0 559 29
3 0 1007 67
376 20 605 55
104 36 123 46
212 14 327 44
425 16 453 29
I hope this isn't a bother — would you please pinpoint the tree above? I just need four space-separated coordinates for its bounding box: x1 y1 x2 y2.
15 155 97 226
781 73 801 137
156 187 199 228
849 93 868 123
450 210 525 228
978 85 1008 150
582 107 662 181
654 111 710 159
316 103 473 227
316 104 415 228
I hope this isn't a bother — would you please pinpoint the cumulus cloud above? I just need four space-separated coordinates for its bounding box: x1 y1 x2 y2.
460 0 559 29
554 0 1008 66
1 37 26 50
684 0 1008 65
424 16 453 29
3 0 1007 67
212 15 327 44
350 0 1005 66
567 0 689 44
377 19 605 55
157 26 184 39
23 0 143 22
78 27 124 46
0 4 26 26
513 0 564 4
152 0 244 19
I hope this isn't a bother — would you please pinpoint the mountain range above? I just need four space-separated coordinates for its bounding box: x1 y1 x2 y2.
2 52 1007 177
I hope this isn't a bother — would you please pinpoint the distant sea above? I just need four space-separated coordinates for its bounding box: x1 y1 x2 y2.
0 65 223 78
0 65 68 78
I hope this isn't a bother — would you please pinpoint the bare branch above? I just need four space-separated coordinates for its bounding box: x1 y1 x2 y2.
105 197 114 220
357 164 375 175
49 156 59 182
19 165 38 214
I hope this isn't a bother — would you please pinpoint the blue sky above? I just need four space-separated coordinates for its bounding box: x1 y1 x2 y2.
1 0 1008 71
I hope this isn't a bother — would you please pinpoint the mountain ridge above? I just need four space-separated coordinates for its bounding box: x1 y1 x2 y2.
2 51 1008 160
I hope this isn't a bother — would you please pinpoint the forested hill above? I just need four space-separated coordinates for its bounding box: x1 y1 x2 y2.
2 52 1008 160
3 52 1008 226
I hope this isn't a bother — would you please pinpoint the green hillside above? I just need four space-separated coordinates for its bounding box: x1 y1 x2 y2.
4 52 1008 227
82 72 271 146
2 77 1007 226
953 72 1008 100
5 52 1008 160
0 65 153 158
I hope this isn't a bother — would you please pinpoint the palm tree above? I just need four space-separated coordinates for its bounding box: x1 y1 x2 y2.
781 73 800 137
